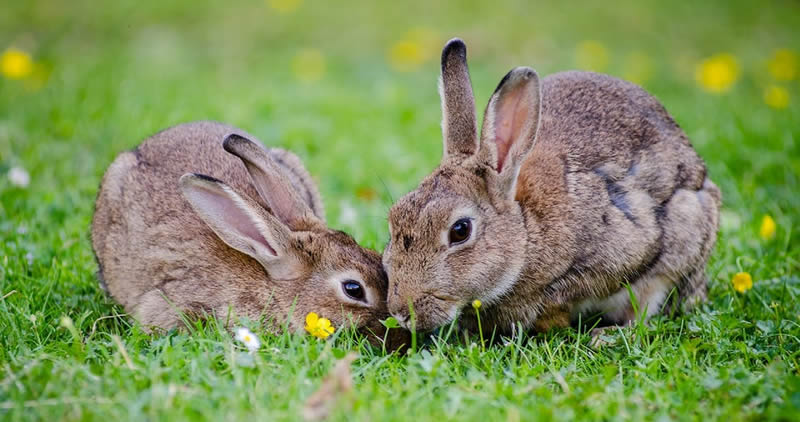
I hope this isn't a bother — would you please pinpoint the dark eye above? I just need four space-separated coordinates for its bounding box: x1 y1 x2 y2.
449 218 472 245
342 280 365 301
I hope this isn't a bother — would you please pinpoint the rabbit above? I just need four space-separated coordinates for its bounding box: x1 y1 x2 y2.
92 121 407 347
383 39 721 336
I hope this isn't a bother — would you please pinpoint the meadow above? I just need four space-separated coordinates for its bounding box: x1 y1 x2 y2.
1 0 798 420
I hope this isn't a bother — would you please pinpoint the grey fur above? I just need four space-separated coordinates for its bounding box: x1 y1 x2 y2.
384 41 721 334
92 121 408 348
440 38 479 159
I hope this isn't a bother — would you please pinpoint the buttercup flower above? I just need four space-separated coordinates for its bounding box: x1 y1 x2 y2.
305 312 335 339
732 272 753 293
291 48 325 83
235 327 261 353
695 53 739 94
268 0 302 14
623 51 653 85
763 85 790 109
575 40 609 72
472 299 482 310
767 49 797 81
387 28 438 72
1 47 33 80
389 40 424 72
759 215 777 240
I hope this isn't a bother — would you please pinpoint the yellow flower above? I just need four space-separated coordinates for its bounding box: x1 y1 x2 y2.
387 28 438 72
767 49 797 81
305 312 335 339
389 40 423 72
622 51 653 85
732 272 753 293
1 47 34 80
472 299 482 310
291 48 325 83
267 0 302 14
763 85 790 109
575 40 609 72
759 215 777 240
695 53 739 94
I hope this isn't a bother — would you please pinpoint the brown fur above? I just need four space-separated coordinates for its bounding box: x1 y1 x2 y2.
92 121 408 348
384 39 720 334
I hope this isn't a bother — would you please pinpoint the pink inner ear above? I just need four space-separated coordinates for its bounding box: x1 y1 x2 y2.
493 87 529 172
190 184 277 256
221 202 277 257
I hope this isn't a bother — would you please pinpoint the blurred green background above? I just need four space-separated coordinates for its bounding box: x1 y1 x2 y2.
1 0 798 420
1 0 797 247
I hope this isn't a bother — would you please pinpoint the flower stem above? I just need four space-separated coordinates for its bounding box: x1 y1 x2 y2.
408 299 417 354
475 305 484 350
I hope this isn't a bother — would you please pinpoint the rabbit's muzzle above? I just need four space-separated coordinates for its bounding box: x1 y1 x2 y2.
358 315 412 352
389 292 461 332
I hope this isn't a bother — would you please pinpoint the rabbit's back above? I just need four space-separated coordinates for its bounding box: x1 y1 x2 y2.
91 122 311 326
528 71 707 198
515 71 720 321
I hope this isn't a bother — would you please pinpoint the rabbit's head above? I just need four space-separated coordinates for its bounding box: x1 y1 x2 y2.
384 39 542 331
181 134 407 348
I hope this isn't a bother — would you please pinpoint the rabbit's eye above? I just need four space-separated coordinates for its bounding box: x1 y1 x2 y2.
449 218 472 245
342 280 365 301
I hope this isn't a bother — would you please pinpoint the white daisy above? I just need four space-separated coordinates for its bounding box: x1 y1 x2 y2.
234 327 261 353
338 201 357 227
8 166 30 188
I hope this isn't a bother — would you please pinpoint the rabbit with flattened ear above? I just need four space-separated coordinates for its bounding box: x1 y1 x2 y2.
92 121 409 348
384 39 720 335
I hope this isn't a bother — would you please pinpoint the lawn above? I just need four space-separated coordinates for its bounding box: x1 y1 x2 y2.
1 0 799 420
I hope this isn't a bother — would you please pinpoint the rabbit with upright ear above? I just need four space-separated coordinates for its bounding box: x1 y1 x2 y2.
384 39 720 334
92 121 407 347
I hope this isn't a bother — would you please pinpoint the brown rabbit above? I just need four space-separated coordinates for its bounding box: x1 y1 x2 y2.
92 121 405 346
383 39 721 335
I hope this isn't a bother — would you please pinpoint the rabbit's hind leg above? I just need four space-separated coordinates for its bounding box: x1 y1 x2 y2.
659 178 720 315
631 179 720 319
578 179 720 328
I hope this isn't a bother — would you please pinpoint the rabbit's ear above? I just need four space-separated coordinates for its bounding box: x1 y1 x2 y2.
479 67 542 199
223 134 319 230
439 38 479 162
180 174 297 277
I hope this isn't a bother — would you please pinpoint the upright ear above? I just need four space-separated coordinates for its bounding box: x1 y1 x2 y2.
180 174 297 278
440 38 478 162
479 67 542 199
222 134 319 230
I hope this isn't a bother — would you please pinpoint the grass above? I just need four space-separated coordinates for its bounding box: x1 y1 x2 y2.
1 0 799 420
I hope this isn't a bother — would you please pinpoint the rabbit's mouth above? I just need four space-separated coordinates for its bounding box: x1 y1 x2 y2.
397 295 462 332
359 318 412 352
429 292 460 304
388 285 466 331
